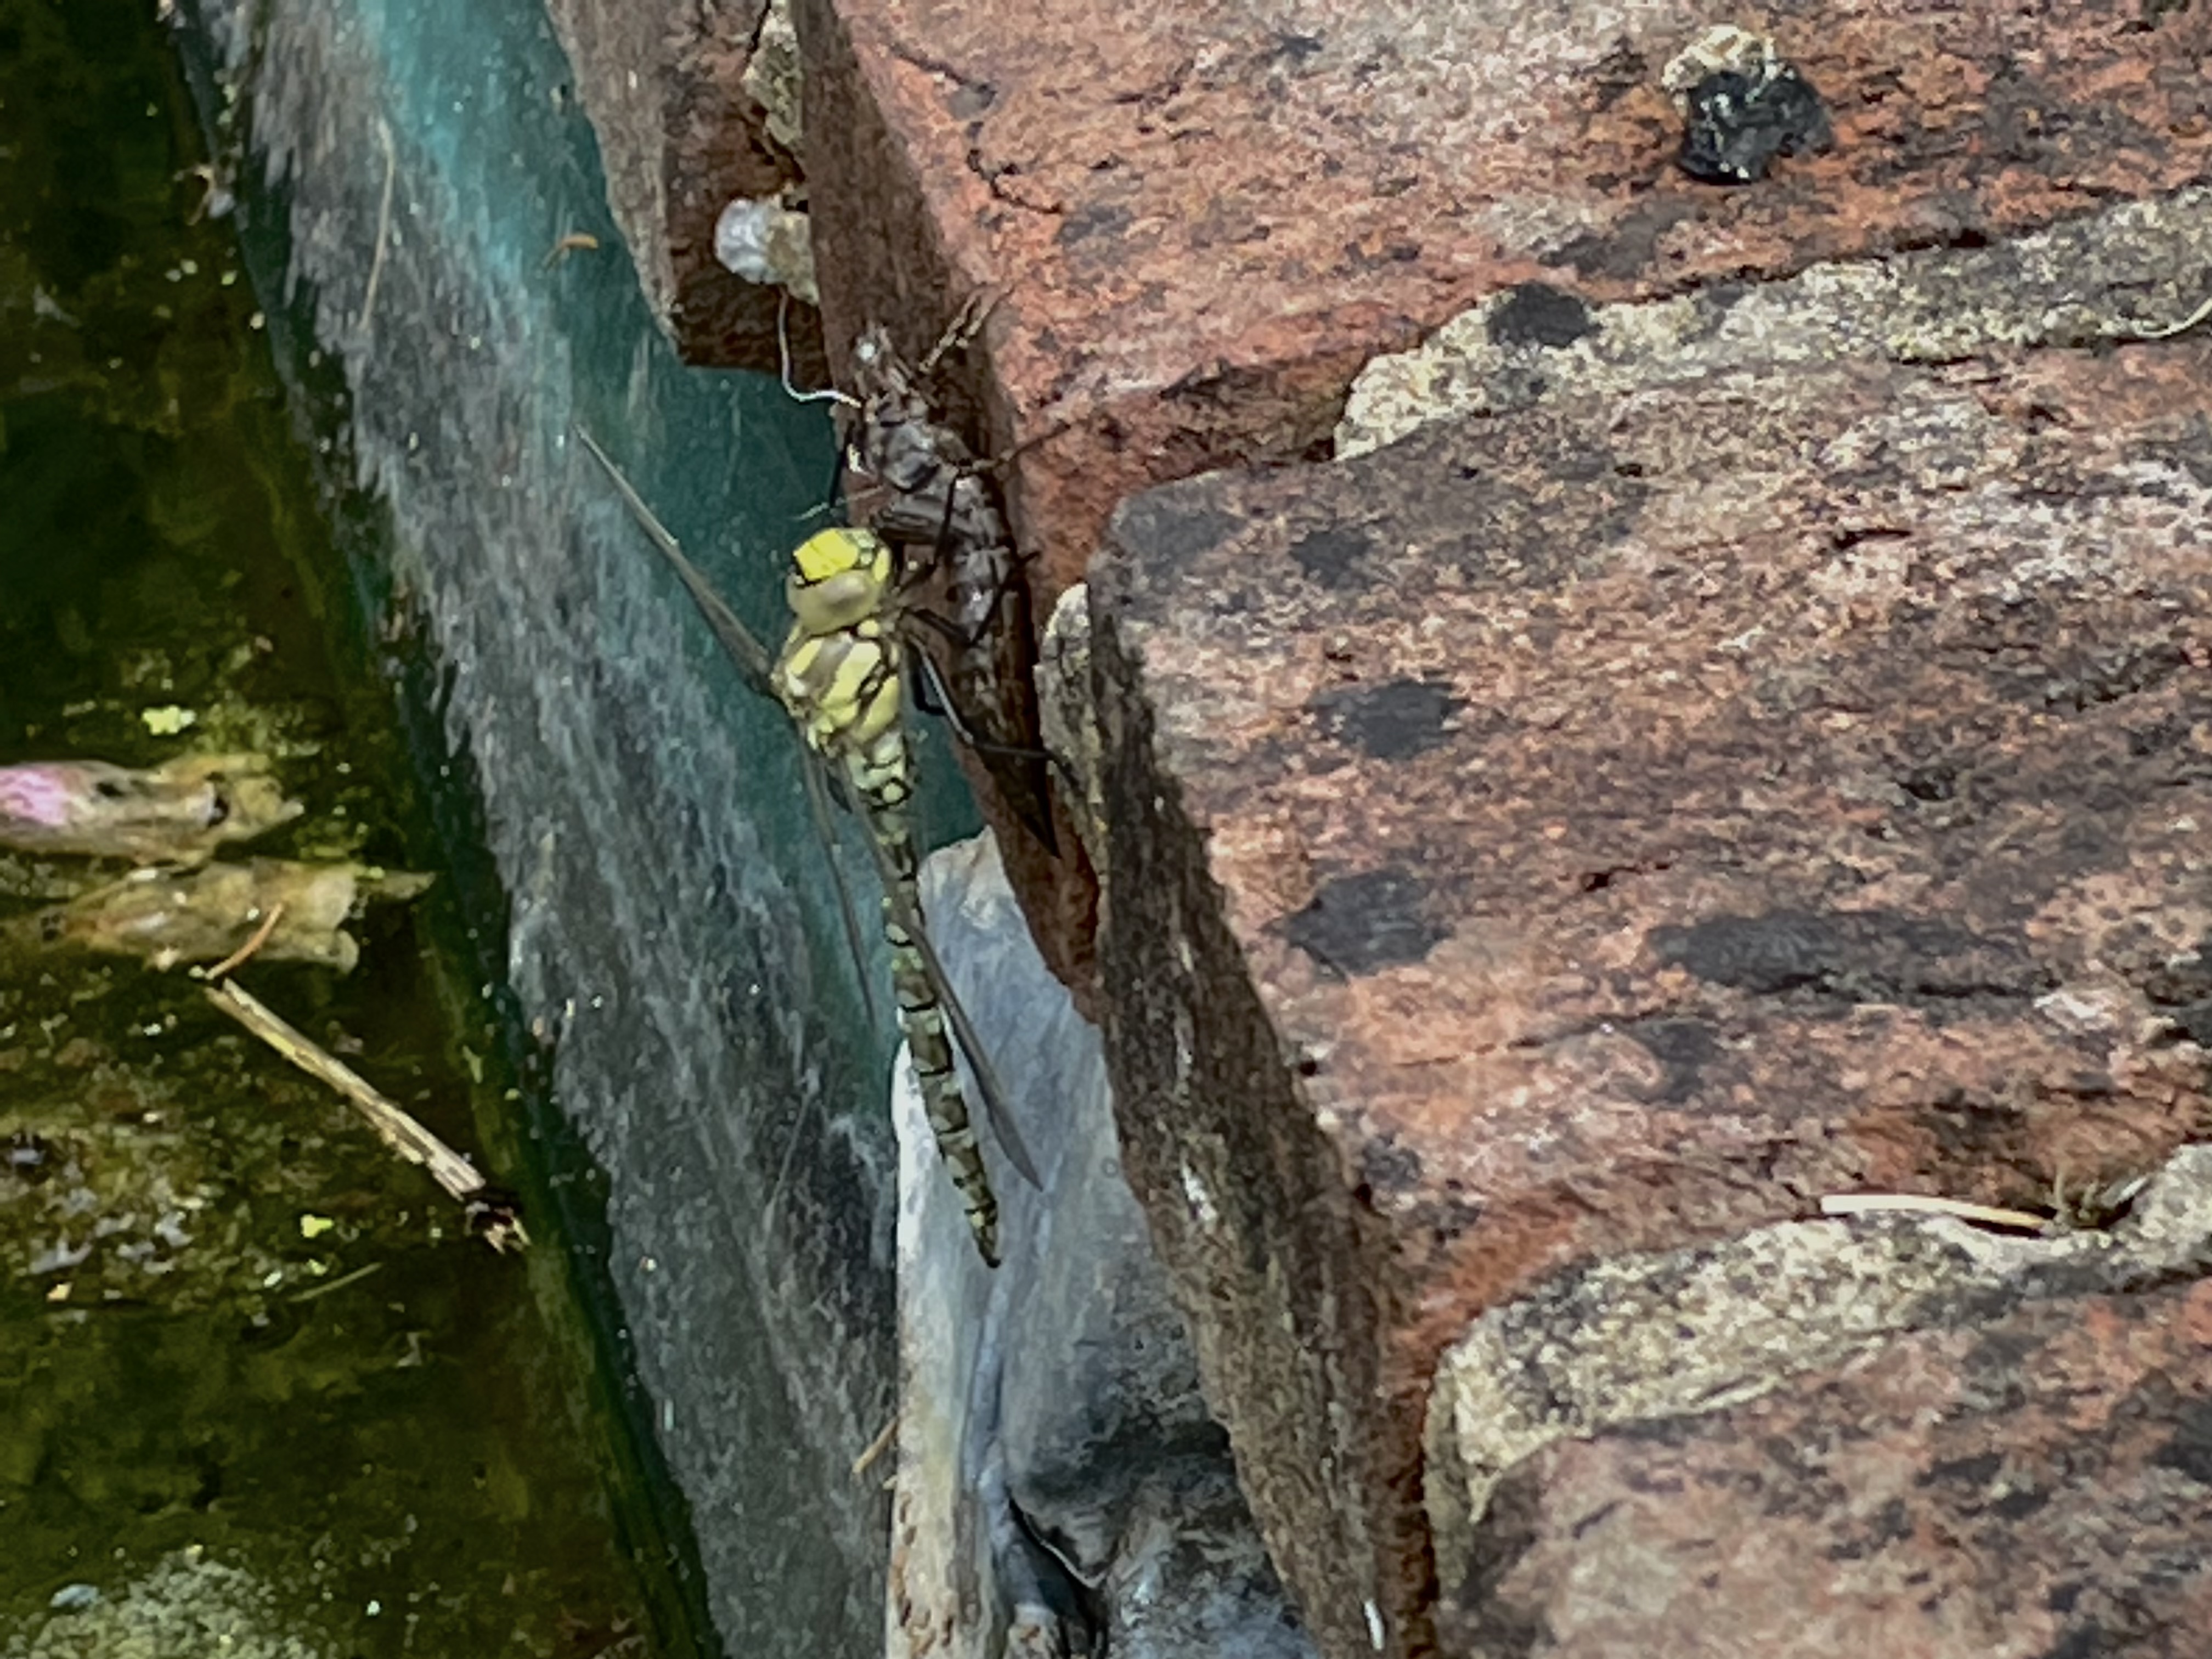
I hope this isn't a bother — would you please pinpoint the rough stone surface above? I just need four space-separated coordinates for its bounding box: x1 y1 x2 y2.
545 0 825 373
890 834 1310 1659
793 0 2212 998
1340 186 2212 456
1084 332 2212 1658
1430 1148 2212 1656
799 0 2212 588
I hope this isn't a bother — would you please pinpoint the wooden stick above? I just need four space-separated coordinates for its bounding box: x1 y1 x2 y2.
206 979 526 1249
287 1260 386 1304
1820 1192 2051 1233
200 900 285 981
851 1413 900 1478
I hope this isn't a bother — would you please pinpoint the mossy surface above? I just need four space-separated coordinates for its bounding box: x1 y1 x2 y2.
1 3 651 1653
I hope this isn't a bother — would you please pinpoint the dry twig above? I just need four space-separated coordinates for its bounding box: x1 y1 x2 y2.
207 978 527 1251
851 1413 900 1478
200 900 285 980
2128 289 2212 341
1820 1192 2051 1233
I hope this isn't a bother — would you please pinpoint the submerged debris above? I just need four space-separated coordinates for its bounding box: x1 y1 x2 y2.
4 1548 324 1659
21 859 432 973
207 979 527 1251
0 754 301 865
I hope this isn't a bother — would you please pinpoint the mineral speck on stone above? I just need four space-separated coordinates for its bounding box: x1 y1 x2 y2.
1664 25 1831 184
742 0 804 155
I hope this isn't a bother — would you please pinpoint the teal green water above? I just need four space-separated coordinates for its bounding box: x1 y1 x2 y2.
0 2 665 1653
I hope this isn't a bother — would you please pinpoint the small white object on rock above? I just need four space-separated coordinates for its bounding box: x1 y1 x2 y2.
1660 24 1778 112
713 195 818 307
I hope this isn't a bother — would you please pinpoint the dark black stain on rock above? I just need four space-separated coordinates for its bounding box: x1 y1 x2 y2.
1358 1136 1423 1197
1420 1182 1486 1248
1753 1432 1849 1523
1057 201 1133 245
2034 640 2190 714
1989 1485 2051 1521
1282 867 1447 977
2151 1395 2212 1486
1308 678 1462 759
1287 523 1376 589
1825 1495 1915 1560
2140 938 2212 1046
1624 1018 1719 1103
2039 1624 2106 1659
1679 65 1833 184
1695 280 1752 322
1582 40 1651 111
1548 199 1695 280
2126 714 2192 758
1111 493 1243 571
1923 1091 2031 1167
1446 1471 1555 1659
1899 761 1960 803
1918 1451 2005 1492
2131 416 2212 490
1392 449 1653 589
1488 283 1598 350
1648 909 2053 1006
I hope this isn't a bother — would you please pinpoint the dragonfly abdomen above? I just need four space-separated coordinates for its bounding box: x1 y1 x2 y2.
884 903 1000 1264
776 527 1005 1267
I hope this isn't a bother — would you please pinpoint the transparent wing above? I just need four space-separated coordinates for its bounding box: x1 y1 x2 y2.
571 424 777 695
575 421 882 1018
800 754 881 1029
864 830 1043 1190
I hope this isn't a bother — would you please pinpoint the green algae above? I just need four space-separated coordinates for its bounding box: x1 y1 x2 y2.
1 2 659 1654
8 1550 323 1659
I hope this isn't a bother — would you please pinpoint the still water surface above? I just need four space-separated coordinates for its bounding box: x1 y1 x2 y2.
2 1 672 1652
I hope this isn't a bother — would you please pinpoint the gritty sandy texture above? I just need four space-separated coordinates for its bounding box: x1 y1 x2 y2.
793 0 2212 1007
1443 1272 2212 1656
5 1551 321 1659
1341 186 2212 455
1427 1146 2212 1654
1088 336 2212 1658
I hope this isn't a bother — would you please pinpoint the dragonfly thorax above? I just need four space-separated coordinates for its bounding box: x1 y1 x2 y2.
786 528 892 635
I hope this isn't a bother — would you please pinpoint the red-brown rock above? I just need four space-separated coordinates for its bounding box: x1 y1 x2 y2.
1448 1272 2212 1658
547 0 823 373
793 0 2212 997
1086 339 2212 1656
799 0 2212 592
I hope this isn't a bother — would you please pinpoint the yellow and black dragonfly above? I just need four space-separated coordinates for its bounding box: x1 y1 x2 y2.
572 425 1040 1266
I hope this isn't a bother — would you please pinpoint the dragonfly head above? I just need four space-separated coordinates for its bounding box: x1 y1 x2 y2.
787 528 893 634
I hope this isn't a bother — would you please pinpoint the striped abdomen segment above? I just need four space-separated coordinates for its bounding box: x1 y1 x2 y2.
774 591 1002 1267
869 793 1001 1267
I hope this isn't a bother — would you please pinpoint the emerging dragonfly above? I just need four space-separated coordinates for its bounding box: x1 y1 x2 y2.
840 318 1058 854
572 425 1039 1267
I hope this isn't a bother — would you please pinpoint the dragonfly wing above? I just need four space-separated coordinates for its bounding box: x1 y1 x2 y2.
572 424 778 696
866 832 1043 1190
802 753 880 1028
